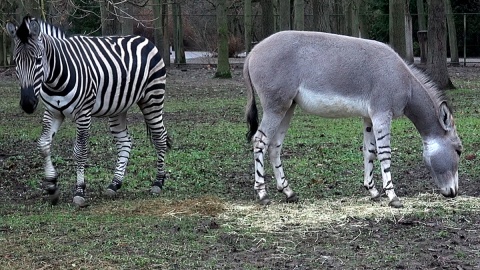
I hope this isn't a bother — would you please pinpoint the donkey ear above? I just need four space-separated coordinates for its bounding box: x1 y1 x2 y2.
29 20 41 37
5 22 17 37
439 102 454 131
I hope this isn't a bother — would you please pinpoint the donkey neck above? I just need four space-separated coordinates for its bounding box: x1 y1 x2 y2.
404 81 444 139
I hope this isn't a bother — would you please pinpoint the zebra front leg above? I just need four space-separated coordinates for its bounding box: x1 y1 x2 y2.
363 119 381 201
105 113 132 196
268 104 297 203
38 111 64 205
72 119 91 207
373 118 402 208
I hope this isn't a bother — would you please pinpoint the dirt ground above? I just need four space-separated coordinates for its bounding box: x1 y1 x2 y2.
1 65 480 269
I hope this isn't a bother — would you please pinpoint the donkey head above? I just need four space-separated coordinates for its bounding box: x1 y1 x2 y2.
423 102 462 198
6 16 45 114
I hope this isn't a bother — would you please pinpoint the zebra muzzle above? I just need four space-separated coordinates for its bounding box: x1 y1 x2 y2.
20 86 38 114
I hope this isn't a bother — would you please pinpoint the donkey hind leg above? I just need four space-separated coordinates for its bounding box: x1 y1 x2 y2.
252 109 291 205
363 118 381 201
72 116 92 207
105 113 132 196
138 96 169 194
268 104 298 203
372 116 402 208
38 110 64 205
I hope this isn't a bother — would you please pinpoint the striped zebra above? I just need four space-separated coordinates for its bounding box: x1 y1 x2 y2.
6 16 170 207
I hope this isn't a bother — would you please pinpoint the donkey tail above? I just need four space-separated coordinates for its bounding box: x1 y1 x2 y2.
244 55 259 142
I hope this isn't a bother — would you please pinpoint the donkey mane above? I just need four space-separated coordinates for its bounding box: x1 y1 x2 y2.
408 65 448 109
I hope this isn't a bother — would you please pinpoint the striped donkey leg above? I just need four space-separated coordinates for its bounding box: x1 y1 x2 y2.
106 113 132 196
38 110 64 205
252 112 285 205
362 118 381 200
372 117 402 208
268 104 297 203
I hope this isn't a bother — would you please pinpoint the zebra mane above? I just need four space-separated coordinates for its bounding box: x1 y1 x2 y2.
16 15 66 42
408 65 448 108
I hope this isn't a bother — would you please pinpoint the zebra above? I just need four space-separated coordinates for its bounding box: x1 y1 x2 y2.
244 31 462 208
6 16 170 207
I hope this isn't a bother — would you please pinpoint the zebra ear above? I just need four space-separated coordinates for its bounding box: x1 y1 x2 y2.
29 20 40 38
5 22 17 38
439 102 454 131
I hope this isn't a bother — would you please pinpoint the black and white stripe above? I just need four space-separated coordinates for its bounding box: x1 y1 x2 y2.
7 16 169 206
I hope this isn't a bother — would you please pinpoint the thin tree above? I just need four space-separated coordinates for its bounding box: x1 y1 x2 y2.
260 0 275 39
278 0 290 31
99 0 118 35
445 0 459 66
426 0 454 89
389 0 406 59
244 0 252 53
416 0 427 31
153 0 170 66
215 0 231 78
120 1 133 35
293 0 304 30
172 1 186 64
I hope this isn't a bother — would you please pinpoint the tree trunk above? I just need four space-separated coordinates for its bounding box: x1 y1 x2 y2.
162 3 170 67
426 0 454 89
120 1 134 35
405 0 414 63
331 1 345 34
215 0 231 78
313 0 332 33
278 0 290 31
153 0 166 64
358 0 369 38
445 0 459 66
244 0 253 53
293 0 304 30
260 0 275 39
100 0 118 35
172 2 185 64
416 0 427 31
389 0 406 59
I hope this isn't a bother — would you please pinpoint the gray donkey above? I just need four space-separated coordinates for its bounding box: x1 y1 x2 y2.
245 31 462 208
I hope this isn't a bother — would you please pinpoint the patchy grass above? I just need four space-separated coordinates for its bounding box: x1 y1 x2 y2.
1 67 480 269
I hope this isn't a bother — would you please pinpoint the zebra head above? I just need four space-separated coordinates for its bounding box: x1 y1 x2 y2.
6 16 46 114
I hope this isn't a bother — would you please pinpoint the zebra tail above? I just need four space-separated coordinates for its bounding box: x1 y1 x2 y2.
244 55 259 142
145 123 173 151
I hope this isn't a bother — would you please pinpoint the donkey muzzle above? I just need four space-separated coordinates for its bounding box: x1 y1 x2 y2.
20 86 38 114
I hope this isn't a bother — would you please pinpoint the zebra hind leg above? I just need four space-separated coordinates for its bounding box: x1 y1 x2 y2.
105 113 132 197
138 97 169 194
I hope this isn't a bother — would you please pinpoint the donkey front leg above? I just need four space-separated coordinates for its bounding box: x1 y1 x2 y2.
38 110 64 205
372 117 402 208
72 117 91 207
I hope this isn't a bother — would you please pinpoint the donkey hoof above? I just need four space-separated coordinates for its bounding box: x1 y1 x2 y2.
286 193 299 203
73 196 88 208
388 197 403 208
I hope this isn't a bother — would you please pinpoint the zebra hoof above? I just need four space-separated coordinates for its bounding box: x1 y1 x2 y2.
105 188 117 197
73 196 88 208
258 196 271 206
150 185 162 194
370 193 382 202
286 193 299 203
49 188 61 205
388 197 403 208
